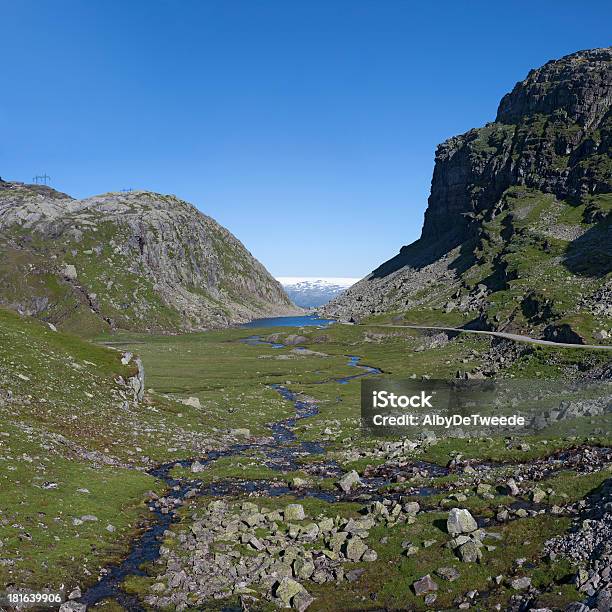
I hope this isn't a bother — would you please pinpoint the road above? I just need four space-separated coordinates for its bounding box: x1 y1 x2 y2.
364 323 612 350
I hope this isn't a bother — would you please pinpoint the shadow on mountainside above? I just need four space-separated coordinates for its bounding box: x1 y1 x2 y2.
563 219 612 277
369 229 476 279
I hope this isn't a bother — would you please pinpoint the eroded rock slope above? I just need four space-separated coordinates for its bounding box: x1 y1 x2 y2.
323 48 611 344
0 183 298 333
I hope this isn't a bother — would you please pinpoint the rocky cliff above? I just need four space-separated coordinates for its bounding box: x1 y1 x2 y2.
323 48 611 344
0 183 298 333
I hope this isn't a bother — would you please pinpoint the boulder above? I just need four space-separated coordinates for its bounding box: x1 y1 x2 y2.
284 504 306 521
61 264 78 280
317 517 334 532
292 589 314 611
181 396 201 408
447 508 477 535
68 587 82 600
413 574 438 596
59 604 86 612
457 540 482 563
275 577 304 605
291 477 310 489
362 548 378 562
344 537 368 561
403 501 420 515
337 470 361 493
510 576 532 590
293 558 315 580
191 461 206 473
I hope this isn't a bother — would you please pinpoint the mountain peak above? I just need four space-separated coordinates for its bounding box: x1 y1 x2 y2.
0 185 299 333
496 47 612 127
323 47 611 345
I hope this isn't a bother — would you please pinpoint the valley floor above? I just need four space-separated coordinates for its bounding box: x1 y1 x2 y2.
1 313 611 611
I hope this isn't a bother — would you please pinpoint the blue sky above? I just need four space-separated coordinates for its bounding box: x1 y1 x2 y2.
2 1 611 277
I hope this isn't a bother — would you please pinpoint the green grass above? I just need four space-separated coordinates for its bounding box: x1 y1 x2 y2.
2 308 609 606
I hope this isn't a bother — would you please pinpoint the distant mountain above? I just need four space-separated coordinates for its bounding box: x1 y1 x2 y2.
322 48 611 344
277 277 359 308
0 182 299 334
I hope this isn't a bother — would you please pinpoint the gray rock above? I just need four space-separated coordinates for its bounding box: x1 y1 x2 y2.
293 558 315 580
181 396 201 408
59 603 86 612
68 587 81 600
344 537 368 561
275 577 304 604
510 576 532 590
424 593 437 606
337 470 361 493
532 487 547 503
362 548 378 562
191 461 206 473
284 504 305 521
292 589 314 611
457 541 482 563
413 574 438 596
436 566 460 581
61 264 78 281
447 508 478 536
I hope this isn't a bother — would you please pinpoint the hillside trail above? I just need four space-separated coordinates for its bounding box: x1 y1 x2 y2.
368 324 612 350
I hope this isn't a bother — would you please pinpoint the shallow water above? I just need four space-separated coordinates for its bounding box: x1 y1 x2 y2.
80 350 379 609
240 314 335 328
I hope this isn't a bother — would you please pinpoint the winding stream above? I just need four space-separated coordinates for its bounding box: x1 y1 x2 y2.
80 339 611 610
81 349 382 609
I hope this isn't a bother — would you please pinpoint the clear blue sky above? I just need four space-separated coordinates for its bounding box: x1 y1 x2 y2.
2 1 610 277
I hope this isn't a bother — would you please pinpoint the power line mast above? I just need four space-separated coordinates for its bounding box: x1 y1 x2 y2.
33 174 51 185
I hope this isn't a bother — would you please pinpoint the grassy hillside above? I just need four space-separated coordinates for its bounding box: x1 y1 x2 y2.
0 184 298 335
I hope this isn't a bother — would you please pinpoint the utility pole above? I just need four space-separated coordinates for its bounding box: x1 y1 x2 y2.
33 174 51 185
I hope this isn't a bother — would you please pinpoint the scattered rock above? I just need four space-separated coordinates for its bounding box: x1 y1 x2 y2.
275 577 304 605
284 504 306 521
510 576 532 590
413 574 438 596
61 264 78 280
447 508 478 536
337 470 361 493
181 396 201 408
68 587 81 600
436 567 460 581
191 461 206 473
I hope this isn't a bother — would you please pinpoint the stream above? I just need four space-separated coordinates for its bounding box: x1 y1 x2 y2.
80 348 383 609
79 339 611 610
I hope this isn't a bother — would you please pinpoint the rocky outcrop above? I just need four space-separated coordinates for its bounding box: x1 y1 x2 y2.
0 182 299 332
322 48 611 343
421 48 611 247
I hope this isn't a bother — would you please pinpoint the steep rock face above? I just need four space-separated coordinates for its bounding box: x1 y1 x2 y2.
323 48 611 343
0 183 298 333
422 47 611 249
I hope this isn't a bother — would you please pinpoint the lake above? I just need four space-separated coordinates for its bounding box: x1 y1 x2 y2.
241 314 335 328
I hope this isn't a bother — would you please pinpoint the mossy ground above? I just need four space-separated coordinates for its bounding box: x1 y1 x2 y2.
2 312 609 609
